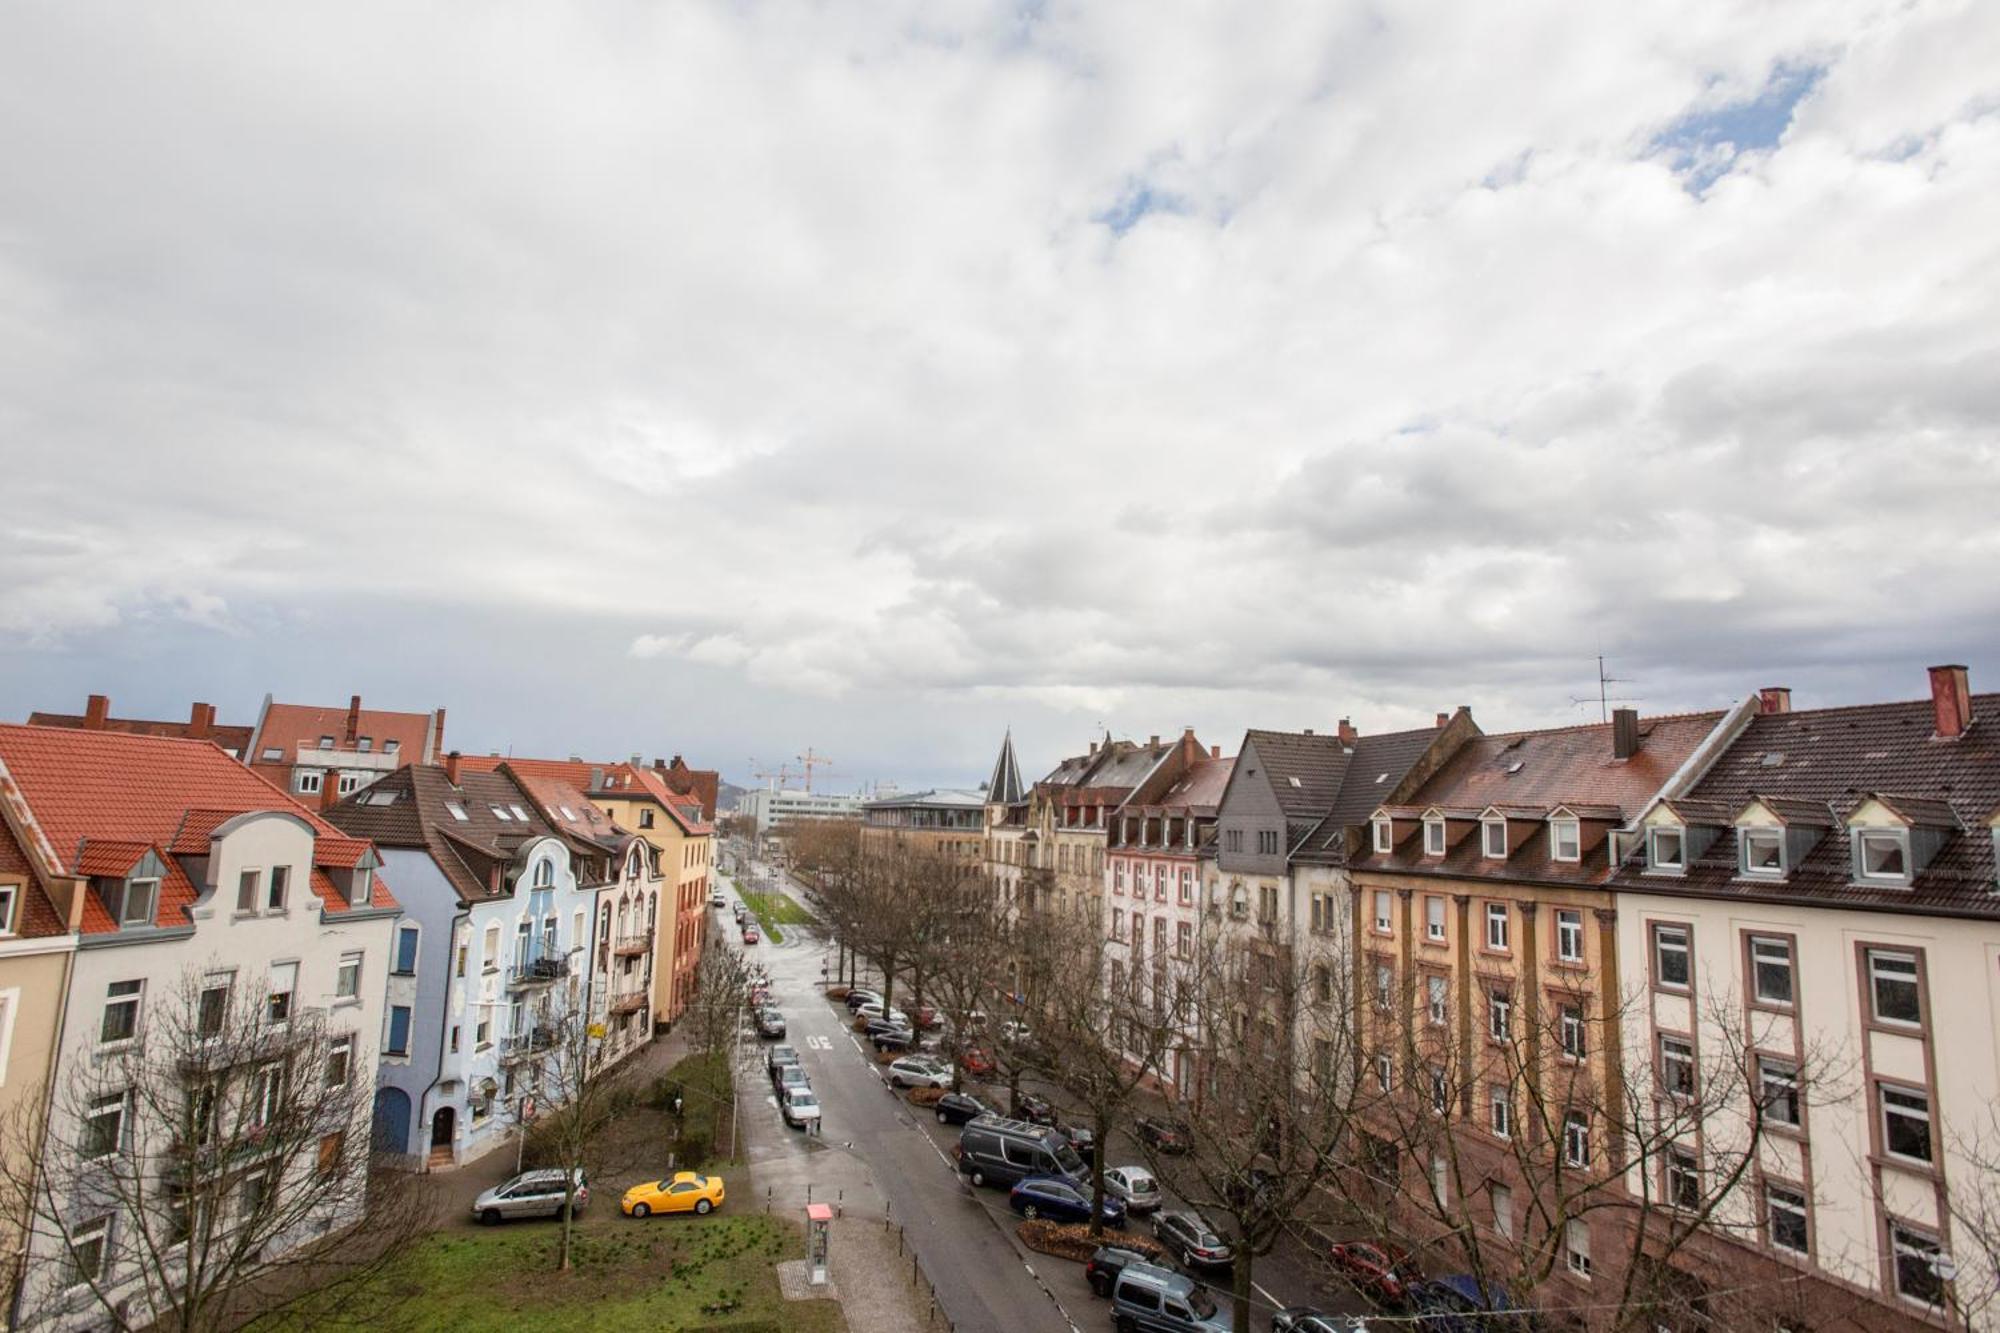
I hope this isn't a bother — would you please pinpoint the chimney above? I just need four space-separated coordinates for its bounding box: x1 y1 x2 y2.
1302 728 1314 737
1088 741 1098 756
444 749 462 785
1211 745 1221 759
431 708 447 760
1148 734 1160 748
187 702 215 739
629 753 642 766
654 758 667 771
1435 712 1450 730
343 695 361 744
589 766 606 789
84 695 110 729
1612 707 1641 760
1929 664 1973 740
1758 687 1792 715
1337 717 1357 744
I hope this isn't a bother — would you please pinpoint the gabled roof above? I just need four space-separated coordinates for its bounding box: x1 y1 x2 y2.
596 763 713 835
1863 794 1963 829
1240 730 1354 820
460 755 714 836
1326 727 1451 828
1157 755 1234 813
249 697 439 768
1654 797 1734 825
1741 794 1836 827
986 731 1026 807
328 764 558 905
0 816 67 937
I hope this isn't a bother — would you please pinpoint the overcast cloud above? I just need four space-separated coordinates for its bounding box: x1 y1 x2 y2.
2 1 1997 791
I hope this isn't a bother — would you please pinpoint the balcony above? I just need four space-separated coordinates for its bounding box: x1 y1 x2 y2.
507 956 570 990
611 934 651 958
499 1027 559 1063
608 990 649 1016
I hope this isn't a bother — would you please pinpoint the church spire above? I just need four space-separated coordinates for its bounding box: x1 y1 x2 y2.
985 728 1025 805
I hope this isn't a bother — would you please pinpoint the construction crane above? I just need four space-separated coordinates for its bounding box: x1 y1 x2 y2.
747 758 796 792
796 747 836 794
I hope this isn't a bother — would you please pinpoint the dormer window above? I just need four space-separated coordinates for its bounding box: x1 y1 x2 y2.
1372 818 1392 854
1854 829 1909 884
318 736 335 750
532 859 555 888
1551 818 1581 863
111 877 158 927
1423 818 1446 857
1741 828 1785 877
353 867 373 905
1482 820 1506 859
1648 828 1685 873
357 737 373 753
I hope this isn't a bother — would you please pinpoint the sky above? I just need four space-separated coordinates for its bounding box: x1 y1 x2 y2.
2 2 1997 795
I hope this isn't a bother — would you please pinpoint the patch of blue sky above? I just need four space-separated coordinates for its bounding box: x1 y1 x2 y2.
1093 182 1191 236
1653 60 1825 193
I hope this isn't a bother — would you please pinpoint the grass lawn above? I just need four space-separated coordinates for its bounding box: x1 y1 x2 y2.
738 889 816 944
258 1213 846 1333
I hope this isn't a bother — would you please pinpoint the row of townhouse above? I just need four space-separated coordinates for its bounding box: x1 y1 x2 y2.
978 664 2000 1330
0 713 717 1325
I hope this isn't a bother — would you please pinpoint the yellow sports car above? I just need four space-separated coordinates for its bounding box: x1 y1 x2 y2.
621 1171 725 1218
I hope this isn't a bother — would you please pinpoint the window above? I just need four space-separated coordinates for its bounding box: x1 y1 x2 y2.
1425 896 1445 940
0 882 14 935
1649 826 1685 871
1563 1112 1590 1167
533 858 554 888
475 1016 491 1050
101 979 142 1044
1488 989 1511 1041
335 952 362 1001
1427 975 1449 1026
1551 818 1581 862
65 1216 109 1289
1867 950 1923 1026
317 1131 347 1179
249 1063 283 1127
116 876 157 926
1767 1183 1809 1254
483 925 501 972
319 735 335 749
1374 1051 1393 1094
1489 1085 1512 1138
1741 827 1784 876
386 1005 412 1056
444 801 468 822
1423 819 1445 856
639 809 655 829
297 771 323 795
1483 902 1508 950
1652 923 1690 989
1373 891 1391 933
1665 1146 1700 1209
1179 867 1193 904
1750 936 1794 1006
1856 829 1910 882
1660 1034 1695 1098
1111 907 1124 941
1560 1003 1586 1060
1565 1219 1592 1276
455 941 468 978
1113 862 1125 893
1491 1183 1514 1238
237 869 260 913
1428 1066 1448 1114
1556 908 1583 963
1154 916 1168 955
394 926 420 975
1258 830 1280 855
326 1034 354 1087
508 805 529 822
1891 1222 1946 1307
1371 818 1391 853
449 1024 460 1054
1374 962 1393 1009
384 739 401 755
82 1091 127 1158
267 961 297 1025
1879 1084 1933 1165
1759 1056 1801 1127
353 866 372 905
337 772 363 796
1482 819 1506 858
267 865 290 912
357 737 372 752
1431 1155 1450 1205
197 975 230 1038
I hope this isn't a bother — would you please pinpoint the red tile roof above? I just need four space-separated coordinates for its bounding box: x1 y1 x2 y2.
250 700 438 769
0 724 397 932
0 817 67 937
73 841 156 877
461 755 715 836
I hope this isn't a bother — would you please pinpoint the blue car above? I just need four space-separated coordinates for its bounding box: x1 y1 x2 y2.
1009 1174 1127 1228
1409 1274 1529 1331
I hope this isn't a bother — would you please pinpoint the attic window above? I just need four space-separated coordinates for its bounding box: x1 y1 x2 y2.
385 740 401 755
509 806 530 822
1376 773 1388 784
357 737 373 753
1506 762 1525 775
1760 752 1785 768
1740 828 1784 877
260 748 284 762
1482 820 1506 858
1287 777 1303 789
1854 829 1910 885
490 806 513 822
112 877 159 927
1550 818 1581 863
1372 817 1392 854
1423 818 1446 856
1648 828 1685 873
364 791 399 807
559 806 577 821
444 802 468 822
319 736 335 750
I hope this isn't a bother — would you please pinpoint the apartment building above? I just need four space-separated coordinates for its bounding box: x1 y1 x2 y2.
247 694 446 802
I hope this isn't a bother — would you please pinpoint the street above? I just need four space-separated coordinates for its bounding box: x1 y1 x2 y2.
720 859 1378 1333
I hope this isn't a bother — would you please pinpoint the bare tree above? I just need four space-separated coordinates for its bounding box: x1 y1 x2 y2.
914 871 1012 1094
0 966 428 1332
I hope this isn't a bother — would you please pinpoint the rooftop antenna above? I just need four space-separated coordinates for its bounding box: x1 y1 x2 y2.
1568 654 1643 722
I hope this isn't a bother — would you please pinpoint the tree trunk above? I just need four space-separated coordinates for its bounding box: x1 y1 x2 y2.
1088 1106 1111 1238
559 1189 578 1271
1230 1249 1255 1333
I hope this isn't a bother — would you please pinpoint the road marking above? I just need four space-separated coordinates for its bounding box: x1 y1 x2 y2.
805 1034 832 1051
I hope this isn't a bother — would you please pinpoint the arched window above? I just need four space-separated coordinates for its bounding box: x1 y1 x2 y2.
627 847 644 881
533 858 554 888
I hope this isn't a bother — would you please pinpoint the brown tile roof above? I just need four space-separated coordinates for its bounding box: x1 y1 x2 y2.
328 764 561 906
1614 692 2000 918
1156 756 1235 813
1327 727 1449 828
27 701 253 757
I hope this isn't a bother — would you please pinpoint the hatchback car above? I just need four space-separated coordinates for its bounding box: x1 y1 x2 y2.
887 1056 951 1088
755 1009 787 1038
710 892 726 907
932 1091 997 1126
1009 1174 1126 1227
1407 1274 1527 1331
844 988 884 1012
1136 1115 1192 1154
856 1002 909 1026
742 927 760 945
781 1085 821 1130
1327 1239 1420 1307
621 1171 724 1217
765 1044 800 1078
774 1065 811 1096
1015 1092 1055 1124
1152 1210 1234 1270
1101 1165 1163 1214
1084 1244 1156 1298
472 1169 589 1225
871 1026 916 1052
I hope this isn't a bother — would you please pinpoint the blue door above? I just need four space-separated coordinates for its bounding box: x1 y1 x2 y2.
373 1087 412 1155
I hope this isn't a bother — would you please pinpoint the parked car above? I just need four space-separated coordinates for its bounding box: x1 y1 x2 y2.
1272 1309 1371 1332
1084 1243 1155 1298
1009 1174 1126 1227
864 1015 912 1038
710 891 726 907
742 927 760 945
755 1008 787 1039
1015 1092 1054 1124
871 1026 916 1052
774 1065 811 1097
888 1056 952 1089
472 1169 589 1225
1407 1274 1527 1332
959 1046 996 1076
1109 1261 1230 1332
856 1002 910 1026
1101 1165 1163 1214
844 988 884 1012
621 1171 724 1217
932 1091 997 1126
1152 1210 1235 1271
1135 1115 1192 1154
955 1115 1089 1189
1058 1122 1096 1162
1327 1240 1420 1307
765 1044 800 1078
1000 1019 1033 1044
912 1004 942 1029
781 1084 821 1130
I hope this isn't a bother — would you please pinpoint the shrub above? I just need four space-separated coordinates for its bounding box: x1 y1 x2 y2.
907 1087 945 1107
1015 1220 1168 1264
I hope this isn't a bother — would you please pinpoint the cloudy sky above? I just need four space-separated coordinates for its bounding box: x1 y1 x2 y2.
2 2 1997 793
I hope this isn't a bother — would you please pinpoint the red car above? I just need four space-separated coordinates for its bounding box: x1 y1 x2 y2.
1327 1240 1420 1307
742 928 760 945
959 1046 995 1076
